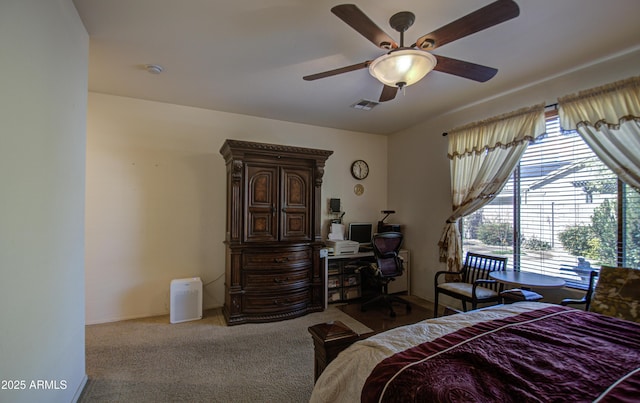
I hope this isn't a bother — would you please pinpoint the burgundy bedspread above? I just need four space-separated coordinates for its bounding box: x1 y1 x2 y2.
362 306 640 402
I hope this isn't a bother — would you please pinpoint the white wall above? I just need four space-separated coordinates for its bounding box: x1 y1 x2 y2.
85 93 388 324
389 48 640 307
0 1 88 402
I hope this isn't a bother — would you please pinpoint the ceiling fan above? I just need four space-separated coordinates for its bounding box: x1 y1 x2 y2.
303 0 520 102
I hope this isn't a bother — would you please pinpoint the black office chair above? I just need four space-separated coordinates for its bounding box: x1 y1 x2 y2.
360 232 411 317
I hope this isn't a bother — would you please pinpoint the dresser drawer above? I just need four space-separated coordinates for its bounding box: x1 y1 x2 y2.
242 288 310 314
243 268 310 291
243 247 311 269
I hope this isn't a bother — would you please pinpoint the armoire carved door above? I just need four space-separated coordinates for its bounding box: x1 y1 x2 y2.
245 164 312 243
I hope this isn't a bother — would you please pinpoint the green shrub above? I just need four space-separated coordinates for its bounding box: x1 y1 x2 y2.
477 222 513 246
523 236 551 251
558 225 594 256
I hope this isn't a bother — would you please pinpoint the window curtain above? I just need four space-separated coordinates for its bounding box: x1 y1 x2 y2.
558 75 640 191
439 104 546 272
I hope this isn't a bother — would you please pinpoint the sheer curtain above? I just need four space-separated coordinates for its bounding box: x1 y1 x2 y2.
558 75 640 191
439 104 546 272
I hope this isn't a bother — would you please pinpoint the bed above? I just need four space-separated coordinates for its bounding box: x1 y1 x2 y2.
309 302 640 402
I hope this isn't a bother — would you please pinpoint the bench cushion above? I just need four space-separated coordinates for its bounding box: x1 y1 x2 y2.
589 266 640 323
438 282 499 299
500 288 543 302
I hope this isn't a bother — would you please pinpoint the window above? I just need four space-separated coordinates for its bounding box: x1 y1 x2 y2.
462 113 640 288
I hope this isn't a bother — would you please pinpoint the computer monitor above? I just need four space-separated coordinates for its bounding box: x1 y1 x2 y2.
348 223 373 245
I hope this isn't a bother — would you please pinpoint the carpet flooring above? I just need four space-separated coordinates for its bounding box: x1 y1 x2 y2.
79 306 372 402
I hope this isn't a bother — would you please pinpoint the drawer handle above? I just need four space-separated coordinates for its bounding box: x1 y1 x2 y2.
273 298 292 306
273 257 289 263
273 277 291 284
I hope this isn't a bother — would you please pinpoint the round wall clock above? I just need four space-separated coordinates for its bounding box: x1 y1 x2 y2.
351 159 369 180
354 184 364 196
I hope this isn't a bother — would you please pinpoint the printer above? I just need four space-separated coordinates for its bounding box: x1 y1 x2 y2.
325 239 360 255
325 222 360 255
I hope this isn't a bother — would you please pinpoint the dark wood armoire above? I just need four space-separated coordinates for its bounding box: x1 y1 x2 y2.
219 140 333 325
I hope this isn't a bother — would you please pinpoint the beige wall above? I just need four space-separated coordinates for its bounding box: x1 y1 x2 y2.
0 0 88 401
389 48 640 308
85 93 388 324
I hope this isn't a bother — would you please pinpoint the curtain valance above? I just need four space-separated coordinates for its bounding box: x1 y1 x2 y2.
558 75 640 191
559 76 640 129
448 104 546 159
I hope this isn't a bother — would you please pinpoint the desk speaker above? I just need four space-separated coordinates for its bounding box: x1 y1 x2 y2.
330 198 340 213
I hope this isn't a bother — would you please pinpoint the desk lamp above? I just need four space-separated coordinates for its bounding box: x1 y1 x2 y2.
377 210 398 233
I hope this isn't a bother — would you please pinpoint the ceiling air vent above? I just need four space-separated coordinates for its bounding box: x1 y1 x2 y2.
350 99 379 111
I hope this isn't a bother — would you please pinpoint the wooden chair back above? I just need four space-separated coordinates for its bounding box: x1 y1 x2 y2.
460 252 508 291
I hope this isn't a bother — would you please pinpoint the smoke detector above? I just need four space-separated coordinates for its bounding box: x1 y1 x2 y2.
145 64 163 74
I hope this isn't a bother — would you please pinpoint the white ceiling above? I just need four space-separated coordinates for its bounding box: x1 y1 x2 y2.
73 0 640 135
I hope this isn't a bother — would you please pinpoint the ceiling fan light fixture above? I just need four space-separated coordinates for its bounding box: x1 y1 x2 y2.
368 49 436 88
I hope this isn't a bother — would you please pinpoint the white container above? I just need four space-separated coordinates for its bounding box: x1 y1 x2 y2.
170 277 203 324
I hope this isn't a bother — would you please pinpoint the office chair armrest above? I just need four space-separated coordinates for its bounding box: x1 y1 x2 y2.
357 263 381 278
355 263 371 272
354 262 370 272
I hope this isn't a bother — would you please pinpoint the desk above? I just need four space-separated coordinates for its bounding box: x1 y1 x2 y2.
490 271 566 289
324 250 410 306
326 252 374 305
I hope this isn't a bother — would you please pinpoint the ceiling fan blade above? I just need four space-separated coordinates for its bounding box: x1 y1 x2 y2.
303 61 371 81
433 55 498 82
415 0 519 50
331 4 398 50
379 85 398 102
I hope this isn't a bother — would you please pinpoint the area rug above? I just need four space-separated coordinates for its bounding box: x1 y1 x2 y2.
337 298 433 333
80 306 372 402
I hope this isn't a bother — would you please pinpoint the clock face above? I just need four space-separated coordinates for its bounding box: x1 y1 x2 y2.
351 160 369 180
